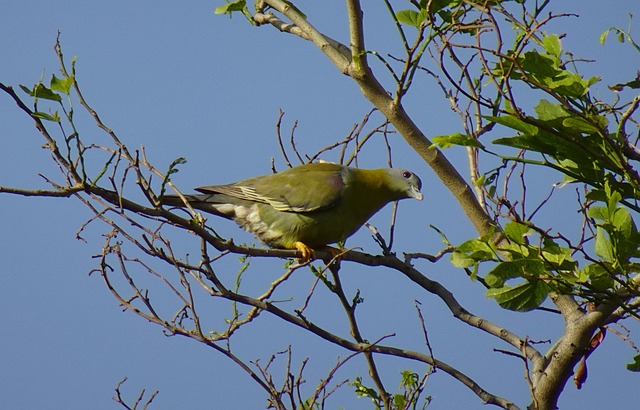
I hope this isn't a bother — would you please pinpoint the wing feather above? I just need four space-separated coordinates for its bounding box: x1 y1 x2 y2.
195 163 346 213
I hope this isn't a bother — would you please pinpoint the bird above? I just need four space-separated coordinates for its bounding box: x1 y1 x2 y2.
163 162 423 261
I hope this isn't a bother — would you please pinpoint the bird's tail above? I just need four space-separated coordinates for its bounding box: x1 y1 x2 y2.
161 193 234 219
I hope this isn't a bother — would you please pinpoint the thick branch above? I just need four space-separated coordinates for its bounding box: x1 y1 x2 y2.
534 298 629 409
263 0 351 73
253 12 352 61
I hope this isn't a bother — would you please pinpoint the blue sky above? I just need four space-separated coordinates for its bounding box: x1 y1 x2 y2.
1 1 639 409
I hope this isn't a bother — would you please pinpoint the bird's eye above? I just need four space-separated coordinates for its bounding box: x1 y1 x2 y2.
402 171 412 179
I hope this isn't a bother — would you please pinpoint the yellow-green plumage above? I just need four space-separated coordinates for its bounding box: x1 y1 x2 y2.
164 162 422 253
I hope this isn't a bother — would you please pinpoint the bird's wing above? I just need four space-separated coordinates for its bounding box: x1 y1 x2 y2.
196 163 346 213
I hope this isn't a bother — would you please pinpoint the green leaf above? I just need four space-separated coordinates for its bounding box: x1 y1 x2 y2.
350 377 380 405
32 111 61 122
50 74 74 95
474 174 487 187
451 238 496 268
30 83 62 102
518 51 559 78
602 26 640 53
514 50 592 97
215 0 246 15
545 71 591 98
612 207 634 237
485 115 539 135
626 354 640 372
393 394 406 409
610 78 640 91
582 263 614 290
504 221 530 245
432 133 484 149
400 370 419 388
541 238 575 268
301 396 318 410
599 30 607 44
542 34 562 59
493 134 557 157
485 260 539 288
396 9 426 27
610 207 639 262
556 159 603 186
451 250 477 268
19 84 32 95
607 190 623 212
587 205 608 221
424 0 458 14
486 280 549 311
562 117 601 134
587 180 638 202
590 113 608 129
534 99 569 121
594 226 615 263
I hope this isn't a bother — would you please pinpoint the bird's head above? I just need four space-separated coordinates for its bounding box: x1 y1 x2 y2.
387 168 423 201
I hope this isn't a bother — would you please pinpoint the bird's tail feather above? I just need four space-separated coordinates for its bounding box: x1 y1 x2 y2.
161 193 235 219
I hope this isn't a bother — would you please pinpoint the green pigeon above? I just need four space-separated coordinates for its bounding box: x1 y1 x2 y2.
163 162 423 260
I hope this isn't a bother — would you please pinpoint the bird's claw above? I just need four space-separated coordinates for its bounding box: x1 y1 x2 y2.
295 241 316 263
294 242 344 266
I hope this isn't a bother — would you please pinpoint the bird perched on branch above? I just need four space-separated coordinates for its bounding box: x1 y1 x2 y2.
163 162 423 261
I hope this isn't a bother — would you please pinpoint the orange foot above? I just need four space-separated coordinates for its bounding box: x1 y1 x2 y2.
294 242 346 265
295 241 316 263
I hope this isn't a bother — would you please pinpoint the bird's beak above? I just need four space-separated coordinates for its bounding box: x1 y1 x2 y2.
410 186 423 201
